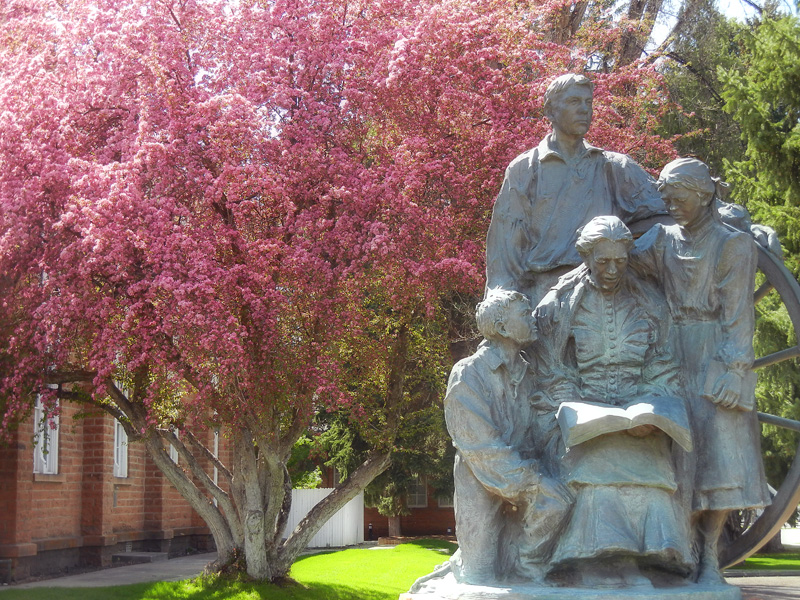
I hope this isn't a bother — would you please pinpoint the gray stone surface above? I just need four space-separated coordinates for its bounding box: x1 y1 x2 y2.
633 158 771 581
0 552 217 589
444 288 572 583
401 570 743 599
533 217 693 583
485 73 665 306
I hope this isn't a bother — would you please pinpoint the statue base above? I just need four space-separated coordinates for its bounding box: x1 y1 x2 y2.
399 571 742 600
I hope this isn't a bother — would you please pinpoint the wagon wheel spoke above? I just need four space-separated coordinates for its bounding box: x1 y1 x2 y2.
753 346 800 370
754 281 774 304
757 412 800 434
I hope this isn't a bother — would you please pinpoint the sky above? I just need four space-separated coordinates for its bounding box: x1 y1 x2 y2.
649 0 798 49
718 0 761 20
719 0 798 18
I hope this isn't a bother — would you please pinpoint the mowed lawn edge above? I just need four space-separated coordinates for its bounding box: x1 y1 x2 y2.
728 552 800 571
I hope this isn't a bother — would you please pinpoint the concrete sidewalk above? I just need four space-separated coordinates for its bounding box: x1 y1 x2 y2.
0 552 217 590
729 574 800 599
731 528 800 599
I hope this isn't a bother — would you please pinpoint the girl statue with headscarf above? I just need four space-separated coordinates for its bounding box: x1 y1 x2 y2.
632 158 771 584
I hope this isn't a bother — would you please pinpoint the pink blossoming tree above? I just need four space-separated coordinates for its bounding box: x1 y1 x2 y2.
0 0 677 580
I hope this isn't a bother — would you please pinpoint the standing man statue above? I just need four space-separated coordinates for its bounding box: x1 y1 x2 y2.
485 73 666 304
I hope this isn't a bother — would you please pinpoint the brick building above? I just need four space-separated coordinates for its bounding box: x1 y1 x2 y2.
0 400 457 583
0 401 216 583
363 474 456 539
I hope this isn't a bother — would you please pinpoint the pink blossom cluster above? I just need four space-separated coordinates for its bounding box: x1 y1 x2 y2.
0 0 677 438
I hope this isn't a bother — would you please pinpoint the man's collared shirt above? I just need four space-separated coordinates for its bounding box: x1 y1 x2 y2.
486 133 664 303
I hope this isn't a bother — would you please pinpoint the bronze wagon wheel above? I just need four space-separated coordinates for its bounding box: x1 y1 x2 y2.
719 242 800 567
630 216 800 567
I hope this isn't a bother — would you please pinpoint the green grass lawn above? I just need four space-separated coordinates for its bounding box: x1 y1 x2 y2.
728 552 800 571
0 539 457 600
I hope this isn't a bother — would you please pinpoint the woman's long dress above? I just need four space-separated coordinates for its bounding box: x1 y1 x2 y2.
634 216 770 512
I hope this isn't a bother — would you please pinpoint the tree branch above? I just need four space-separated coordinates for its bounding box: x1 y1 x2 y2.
183 428 233 483
144 434 238 563
664 51 725 104
740 0 763 14
647 0 706 59
271 464 294 548
46 370 97 385
160 427 243 544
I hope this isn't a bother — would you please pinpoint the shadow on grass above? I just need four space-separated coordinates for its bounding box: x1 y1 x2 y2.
0 539 457 600
0 584 155 600
0 580 395 600
136 578 396 600
399 539 457 554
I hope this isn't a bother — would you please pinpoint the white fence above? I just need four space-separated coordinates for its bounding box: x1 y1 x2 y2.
283 488 364 548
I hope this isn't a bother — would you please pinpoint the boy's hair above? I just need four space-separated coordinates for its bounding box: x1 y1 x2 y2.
657 157 717 199
476 288 529 340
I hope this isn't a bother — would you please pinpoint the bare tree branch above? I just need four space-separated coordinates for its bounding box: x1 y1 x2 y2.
278 451 391 568
183 428 233 483
46 370 96 385
647 0 707 58
159 427 244 545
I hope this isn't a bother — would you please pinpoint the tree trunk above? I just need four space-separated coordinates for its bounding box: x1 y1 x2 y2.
234 428 271 580
388 515 402 537
243 509 269 579
760 529 784 553
107 402 390 582
143 435 238 565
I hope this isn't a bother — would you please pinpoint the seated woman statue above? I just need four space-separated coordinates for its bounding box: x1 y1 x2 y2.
534 215 693 588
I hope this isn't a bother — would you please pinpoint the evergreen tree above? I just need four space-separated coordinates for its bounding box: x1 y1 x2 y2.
658 0 749 174
720 14 800 489
721 15 800 259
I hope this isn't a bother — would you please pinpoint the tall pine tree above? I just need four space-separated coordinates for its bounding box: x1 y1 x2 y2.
720 15 800 488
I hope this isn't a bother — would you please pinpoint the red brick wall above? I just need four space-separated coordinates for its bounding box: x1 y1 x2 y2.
364 490 455 539
111 431 147 534
0 428 25 550
28 403 84 542
110 425 214 538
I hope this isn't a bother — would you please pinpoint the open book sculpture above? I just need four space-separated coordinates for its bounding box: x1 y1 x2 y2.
556 398 692 453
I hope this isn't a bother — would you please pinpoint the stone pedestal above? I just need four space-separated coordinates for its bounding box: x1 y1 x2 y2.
399 571 742 600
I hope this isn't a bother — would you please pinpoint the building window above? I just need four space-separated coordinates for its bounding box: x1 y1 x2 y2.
212 428 220 507
407 474 428 508
169 431 179 464
437 493 454 508
33 396 59 475
114 420 128 478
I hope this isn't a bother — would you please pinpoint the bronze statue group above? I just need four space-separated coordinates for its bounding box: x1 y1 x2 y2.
442 74 772 593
